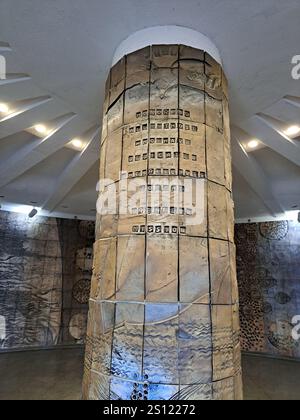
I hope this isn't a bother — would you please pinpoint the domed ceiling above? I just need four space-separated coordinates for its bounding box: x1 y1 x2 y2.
0 0 300 222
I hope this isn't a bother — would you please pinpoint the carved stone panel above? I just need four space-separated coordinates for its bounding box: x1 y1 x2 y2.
179 237 209 304
90 238 116 301
116 236 145 301
146 235 178 302
84 44 242 401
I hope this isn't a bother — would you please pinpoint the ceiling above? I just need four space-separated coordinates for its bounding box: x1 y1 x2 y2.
0 0 300 222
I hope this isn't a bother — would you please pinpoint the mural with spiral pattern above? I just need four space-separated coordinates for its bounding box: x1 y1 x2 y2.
236 220 300 358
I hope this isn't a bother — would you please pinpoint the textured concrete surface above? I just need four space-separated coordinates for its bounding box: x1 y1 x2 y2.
0 349 299 400
84 44 241 401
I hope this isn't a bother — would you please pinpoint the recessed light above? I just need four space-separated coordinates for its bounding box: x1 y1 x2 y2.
71 138 83 149
248 140 259 149
285 125 300 137
34 124 48 135
0 103 9 113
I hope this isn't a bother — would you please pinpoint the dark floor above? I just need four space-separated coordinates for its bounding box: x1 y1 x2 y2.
0 348 84 400
242 353 300 400
0 348 299 400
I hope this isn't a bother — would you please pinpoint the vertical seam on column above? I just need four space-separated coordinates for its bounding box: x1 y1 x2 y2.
177 46 180 304
177 44 181 396
104 69 112 180
141 46 152 382
108 60 125 398
120 56 127 176
108 245 117 398
204 51 215 399
108 236 118 397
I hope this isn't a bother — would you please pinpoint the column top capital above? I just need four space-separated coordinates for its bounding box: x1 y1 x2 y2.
112 25 222 66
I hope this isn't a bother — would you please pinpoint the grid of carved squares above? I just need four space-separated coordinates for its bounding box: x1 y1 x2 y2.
101 45 232 193
101 122 230 191
97 178 235 242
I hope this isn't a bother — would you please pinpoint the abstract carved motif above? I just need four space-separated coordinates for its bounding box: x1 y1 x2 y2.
69 312 88 341
73 279 91 304
83 45 242 400
259 221 289 240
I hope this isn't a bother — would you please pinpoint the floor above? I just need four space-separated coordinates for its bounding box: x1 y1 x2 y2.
242 353 300 400
0 348 299 400
0 347 84 400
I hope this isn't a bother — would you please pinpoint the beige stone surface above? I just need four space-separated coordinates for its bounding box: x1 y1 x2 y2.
152 45 179 68
126 46 151 89
179 237 209 304
116 235 145 301
146 235 178 302
212 305 234 382
208 181 228 240
206 125 225 185
84 45 242 401
109 57 126 105
210 239 232 305
90 238 116 301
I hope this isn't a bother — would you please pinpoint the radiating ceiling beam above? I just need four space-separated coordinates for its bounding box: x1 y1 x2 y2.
231 128 284 217
241 114 300 167
263 98 300 124
0 95 58 138
284 95 300 109
0 77 46 102
0 74 31 86
42 126 100 212
0 115 91 188
0 42 11 52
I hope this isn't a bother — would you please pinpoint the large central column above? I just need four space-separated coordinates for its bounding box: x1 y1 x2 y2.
83 28 243 400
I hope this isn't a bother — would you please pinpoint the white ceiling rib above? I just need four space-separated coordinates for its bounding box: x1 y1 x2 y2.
231 128 284 217
241 115 300 167
0 74 31 86
263 97 300 124
0 41 11 52
0 96 54 138
0 114 91 188
43 126 100 212
284 95 300 109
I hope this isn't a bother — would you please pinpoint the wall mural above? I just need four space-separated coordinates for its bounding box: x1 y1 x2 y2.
0 210 94 351
236 220 300 358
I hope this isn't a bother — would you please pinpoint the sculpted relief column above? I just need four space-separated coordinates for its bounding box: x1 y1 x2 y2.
83 28 243 401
